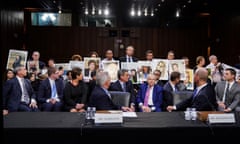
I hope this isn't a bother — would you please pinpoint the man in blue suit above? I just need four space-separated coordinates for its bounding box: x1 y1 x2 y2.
167 68 217 111
109 69 136 111
38 67 64 111
3 65 38 114
89 71 132 111
136 74 164 112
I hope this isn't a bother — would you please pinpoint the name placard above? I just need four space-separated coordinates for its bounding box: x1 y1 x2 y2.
95 113 123 124
208 113 236 124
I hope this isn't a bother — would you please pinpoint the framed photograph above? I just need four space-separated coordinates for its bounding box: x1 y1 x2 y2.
152 59 169 80
121 62 139 84
69 61 84 70
168 59 186 80
6 49 28 70
102 61 120 82
137 61 152 83
184 69 194 90
83 57 101 78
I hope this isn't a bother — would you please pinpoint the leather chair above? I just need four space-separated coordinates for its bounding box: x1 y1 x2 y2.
109 91 130 107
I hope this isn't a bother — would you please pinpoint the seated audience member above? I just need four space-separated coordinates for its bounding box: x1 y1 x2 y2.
215 68 240 112
28 72 40 95
47 58 55 68
63 68 88 112
3 69 15 83
153 70 164 87
136 74 163 112
206 55 224 86
162 71 181 111
63 70 72 86
182 56 190 69
167 50 175 60
27 51 46 75
89 71 132 111
71 54 82 61
119 45 138 62
3 65 38 115
102 49 115 62
109 69 136 111
167 68 217 111
89 51 99 58
193 56 206 72
145 50 154 61
37 67 64 111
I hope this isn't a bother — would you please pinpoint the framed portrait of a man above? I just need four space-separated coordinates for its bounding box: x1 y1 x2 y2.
102 61 120 82
6 49 28 70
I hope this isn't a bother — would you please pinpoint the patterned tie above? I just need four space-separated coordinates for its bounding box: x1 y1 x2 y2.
51 81 57 98
143 87 151 106
21 78 30 103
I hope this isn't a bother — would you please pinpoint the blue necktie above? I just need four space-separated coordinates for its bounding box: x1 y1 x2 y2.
193 88 198 98
51 82 57 98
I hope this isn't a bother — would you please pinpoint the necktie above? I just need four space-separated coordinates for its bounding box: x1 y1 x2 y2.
122 83 127 92
193 88 198 98
144 87 151 106
51 81 57 98
222 83 230 103
21 79 30 103
128 57 131 62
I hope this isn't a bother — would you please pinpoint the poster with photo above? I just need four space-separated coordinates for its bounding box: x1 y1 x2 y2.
55 63 71 74
152 59 169 80
69 61 84 70
121 62 139 84
168 59 186 80
221 63 240 81
102 61 120 82
83 57 101 78
184 69 194 90
137 61 152 83
6 49 28 70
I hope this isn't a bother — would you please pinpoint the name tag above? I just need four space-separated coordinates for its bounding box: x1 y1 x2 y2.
95 113 123 124
208 113 236 124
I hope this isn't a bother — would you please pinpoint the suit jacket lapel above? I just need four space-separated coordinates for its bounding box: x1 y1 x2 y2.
117 81 124 91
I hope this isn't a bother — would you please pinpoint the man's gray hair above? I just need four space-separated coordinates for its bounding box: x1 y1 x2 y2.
96 71 110 86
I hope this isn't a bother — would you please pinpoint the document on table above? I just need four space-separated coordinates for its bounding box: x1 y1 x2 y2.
122 112 137 117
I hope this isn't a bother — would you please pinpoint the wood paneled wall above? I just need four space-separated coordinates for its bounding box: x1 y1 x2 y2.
1 9 240 77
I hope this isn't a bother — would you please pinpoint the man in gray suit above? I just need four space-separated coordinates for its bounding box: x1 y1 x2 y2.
215 68 240 112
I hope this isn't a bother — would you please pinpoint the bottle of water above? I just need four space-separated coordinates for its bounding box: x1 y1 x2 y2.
91 107 96 120
85 107 91 120
191 108 197 121
184 107 191 120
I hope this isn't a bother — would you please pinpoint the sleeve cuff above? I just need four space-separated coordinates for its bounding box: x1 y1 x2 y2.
173 105 177 110
31 99 37 104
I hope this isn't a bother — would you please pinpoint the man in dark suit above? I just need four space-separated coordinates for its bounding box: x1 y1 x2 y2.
109 69 136 111
167 68 217 111
162 71 181 111
89 71 132 111
136 74 164 112
3 65 38 114
38 67 64 111
119 45 138 63
215 68 240 112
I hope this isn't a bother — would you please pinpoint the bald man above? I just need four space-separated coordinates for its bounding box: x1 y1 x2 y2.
167 68 217 111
